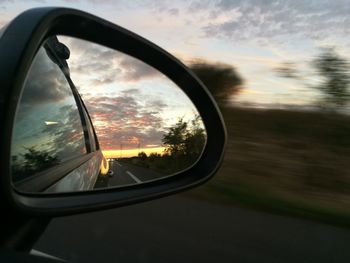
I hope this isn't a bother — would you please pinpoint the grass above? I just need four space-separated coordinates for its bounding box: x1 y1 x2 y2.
185 106 350 227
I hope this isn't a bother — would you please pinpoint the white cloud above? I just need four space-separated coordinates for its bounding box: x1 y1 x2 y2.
187 0 350 43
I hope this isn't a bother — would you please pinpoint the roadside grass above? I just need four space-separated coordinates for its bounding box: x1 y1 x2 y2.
185 107 350 227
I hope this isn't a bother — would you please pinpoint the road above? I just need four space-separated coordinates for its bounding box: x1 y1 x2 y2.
33 194 350 263
107 161 165 187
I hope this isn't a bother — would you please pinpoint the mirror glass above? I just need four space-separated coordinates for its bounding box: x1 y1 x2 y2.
11 36 206 193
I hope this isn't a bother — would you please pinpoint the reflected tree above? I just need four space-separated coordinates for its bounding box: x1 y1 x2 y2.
12 147 60 182
119 116 206 175
184 115 206 158
162 118 188 157
138 151 147 161
162 115 206 170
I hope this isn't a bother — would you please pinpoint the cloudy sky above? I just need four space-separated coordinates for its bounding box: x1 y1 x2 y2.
59 36 199 155
2 0 350 106
3 0 350 155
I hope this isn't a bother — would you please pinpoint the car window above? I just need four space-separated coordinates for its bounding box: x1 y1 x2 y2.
11 46 87 183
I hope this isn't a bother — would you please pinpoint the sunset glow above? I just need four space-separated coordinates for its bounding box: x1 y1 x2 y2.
103 147 166 159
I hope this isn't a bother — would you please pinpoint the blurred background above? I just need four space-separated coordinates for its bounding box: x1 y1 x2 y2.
188 48 350 225
2 1 350 262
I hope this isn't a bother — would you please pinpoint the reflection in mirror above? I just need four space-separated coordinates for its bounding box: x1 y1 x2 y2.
11 41 87 192
11 36 206 193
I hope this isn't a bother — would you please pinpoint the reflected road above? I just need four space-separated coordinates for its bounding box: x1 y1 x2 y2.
108 161 164 187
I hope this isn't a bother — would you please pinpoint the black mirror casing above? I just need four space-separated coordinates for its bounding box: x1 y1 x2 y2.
0 7 226 217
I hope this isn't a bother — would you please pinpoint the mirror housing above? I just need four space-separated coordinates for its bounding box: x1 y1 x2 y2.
0 7 226 216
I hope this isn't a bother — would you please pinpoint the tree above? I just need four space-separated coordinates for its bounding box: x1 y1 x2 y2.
138 151 147 160
22 147 60 173
162 118 187 156
162 116 206 159
184 115 206 158
190 60 243 106
313 48 350 108
275 62 300 79
276 48 350 109
148 152 161 162
12 147 60 181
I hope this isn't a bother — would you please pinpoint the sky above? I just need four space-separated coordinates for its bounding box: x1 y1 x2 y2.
3 0 350 156
59 36 201 154
1 0 350 107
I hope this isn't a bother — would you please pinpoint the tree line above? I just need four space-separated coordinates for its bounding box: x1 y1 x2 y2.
130 115 206 175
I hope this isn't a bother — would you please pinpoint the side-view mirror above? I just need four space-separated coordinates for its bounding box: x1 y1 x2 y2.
0 7 226 217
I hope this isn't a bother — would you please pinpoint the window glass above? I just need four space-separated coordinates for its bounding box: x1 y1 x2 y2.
11 46 86 183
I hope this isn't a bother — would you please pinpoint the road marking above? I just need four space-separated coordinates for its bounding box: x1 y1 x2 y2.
126 171 142 184
116 162 122 167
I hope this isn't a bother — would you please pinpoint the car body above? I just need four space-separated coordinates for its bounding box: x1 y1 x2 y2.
11 35 111 193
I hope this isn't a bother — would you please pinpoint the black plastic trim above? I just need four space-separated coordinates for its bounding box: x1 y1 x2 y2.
0 7 226 216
